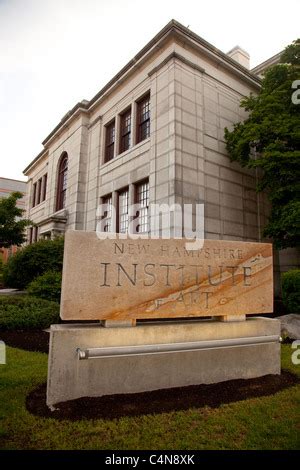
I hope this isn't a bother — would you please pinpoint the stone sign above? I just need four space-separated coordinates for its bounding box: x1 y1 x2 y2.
60 231 273 321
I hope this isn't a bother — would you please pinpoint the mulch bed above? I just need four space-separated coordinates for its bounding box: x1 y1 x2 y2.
26 370 299 421
0 329 49 353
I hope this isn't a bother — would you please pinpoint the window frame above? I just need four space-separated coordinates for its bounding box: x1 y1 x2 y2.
36 178 42 205
135 179 150 234
42 173 47 202
32 183 37 208
117 187 129 234
136 93 150 144
119 108 132 154
29 227 33 244
105 120 116 162
56 153 68 212
101 194 113 232
32 226 38 243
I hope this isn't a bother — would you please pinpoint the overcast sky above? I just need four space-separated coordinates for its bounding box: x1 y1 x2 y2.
0 0 299 181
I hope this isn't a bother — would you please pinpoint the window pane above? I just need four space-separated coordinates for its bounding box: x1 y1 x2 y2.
136 180 149 233
102 195 112 232
119 189 129 233
36 178 42 205
62 189 66 209
42 174 47 201
32 183 37 208
140 98 150 122
120 109 131 153
56 154 68 211
137 94 150 143
105 121 115 162
140 120 150 141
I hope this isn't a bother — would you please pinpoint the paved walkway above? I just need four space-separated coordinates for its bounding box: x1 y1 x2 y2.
0 289 26 295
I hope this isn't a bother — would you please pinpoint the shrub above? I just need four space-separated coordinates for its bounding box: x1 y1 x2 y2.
27 271 62 303
281 269 300 313
0 258 3 286
3 237 64 289
0 295 60 330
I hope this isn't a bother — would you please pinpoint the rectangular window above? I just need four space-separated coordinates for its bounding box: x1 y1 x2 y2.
102 195 113 232
119 108 131 154
36 178 42 205
135 179 149 233
118 188 129 233
33 226 38 243
105 120 115 162
42 174 47 202
32 183 37 208
137 94 150 143
29 227 33 244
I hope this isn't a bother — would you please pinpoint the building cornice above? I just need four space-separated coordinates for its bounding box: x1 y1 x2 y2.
148 51 206 76
0 176 27 184
23 149 49 175
251 51 282 75
42 103 89 147
35 211 68 228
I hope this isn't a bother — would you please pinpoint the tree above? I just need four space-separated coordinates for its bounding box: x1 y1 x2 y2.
224 39 300 249
0 192 31 248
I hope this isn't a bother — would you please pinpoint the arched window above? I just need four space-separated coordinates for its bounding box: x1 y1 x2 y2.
56 152 68 211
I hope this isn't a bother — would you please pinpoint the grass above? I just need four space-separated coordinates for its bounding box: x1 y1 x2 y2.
0 345 299 450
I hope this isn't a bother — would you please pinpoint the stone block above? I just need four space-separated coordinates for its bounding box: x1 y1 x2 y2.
204 123 218 139
204 135 219 152
205 218 221 233
205 161 219 178
220 180 243 197
223 221 244 237
222 193 243 210
221 206 243 224
206 188 220 204
61 231 273 321
220 167 242 184
182 138 197 155
156 167 170 186
205 203 220 219
47 318 281 406
181 153 198 170
206 175 220 191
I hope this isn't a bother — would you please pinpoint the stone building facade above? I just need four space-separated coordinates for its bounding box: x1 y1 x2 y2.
23 20 299 294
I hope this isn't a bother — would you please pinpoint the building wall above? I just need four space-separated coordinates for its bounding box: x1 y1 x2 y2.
24 37 263 240
26 114 90 237
23 27 297 296
0 177 27 263
0 177 26 209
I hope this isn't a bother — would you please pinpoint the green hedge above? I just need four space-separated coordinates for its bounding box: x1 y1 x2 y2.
27 271 62 303
0 295 60 330
3 237 64 289
281 269 300 313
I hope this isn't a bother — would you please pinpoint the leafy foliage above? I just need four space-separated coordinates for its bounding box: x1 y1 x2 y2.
0 192 32 248
3 237 64 289
0 295 60 330
224 39 300 249
281 269 300 313
27 271 62 303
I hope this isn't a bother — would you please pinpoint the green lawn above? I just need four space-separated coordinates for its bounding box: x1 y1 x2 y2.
0 345 299 450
